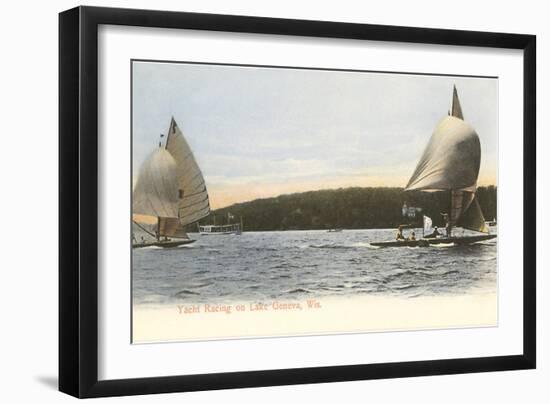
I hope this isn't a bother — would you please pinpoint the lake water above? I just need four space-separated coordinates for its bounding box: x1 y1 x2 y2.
132 228 497 306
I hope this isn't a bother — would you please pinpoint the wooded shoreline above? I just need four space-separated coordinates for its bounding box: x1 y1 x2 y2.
195 186 497 232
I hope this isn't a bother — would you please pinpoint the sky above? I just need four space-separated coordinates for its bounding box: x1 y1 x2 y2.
132 61 498 209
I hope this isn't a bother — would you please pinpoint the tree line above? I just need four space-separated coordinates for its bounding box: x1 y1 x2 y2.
195 186 497 231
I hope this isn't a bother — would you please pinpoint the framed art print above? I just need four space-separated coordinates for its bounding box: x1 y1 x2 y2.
59 6 536 398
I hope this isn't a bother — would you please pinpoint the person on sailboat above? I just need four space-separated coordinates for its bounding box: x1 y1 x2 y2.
396 225 405 241
441 213 451 237
408 231 416 241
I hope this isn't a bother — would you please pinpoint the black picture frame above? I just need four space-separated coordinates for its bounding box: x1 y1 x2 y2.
59 6 536 398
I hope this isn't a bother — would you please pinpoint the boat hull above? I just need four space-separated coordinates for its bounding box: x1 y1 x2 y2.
370 234 496 248
132 239 196 249
199 231 241 235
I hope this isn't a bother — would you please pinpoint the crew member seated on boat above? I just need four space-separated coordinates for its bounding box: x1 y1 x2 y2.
408 231 416 241
395 225 405 241
425 226 441 239
441 213 451 237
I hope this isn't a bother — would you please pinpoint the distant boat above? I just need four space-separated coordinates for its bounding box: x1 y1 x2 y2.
198 213 243 235
198 223 242 235
371 85 497 248
327 211 343 232
132 117 210 248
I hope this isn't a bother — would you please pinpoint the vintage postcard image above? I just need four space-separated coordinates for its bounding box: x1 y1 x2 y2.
131 61 498 343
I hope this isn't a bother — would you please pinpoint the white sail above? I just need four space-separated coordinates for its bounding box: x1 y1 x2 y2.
451 84 464 120
132 148 179 220
405 116 481 192
158 217 180 237
458 197 489 233
405 86 488 232
450 189 475 226
165 118 211 226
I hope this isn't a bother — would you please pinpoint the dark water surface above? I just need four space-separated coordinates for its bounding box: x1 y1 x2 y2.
132 229 497 305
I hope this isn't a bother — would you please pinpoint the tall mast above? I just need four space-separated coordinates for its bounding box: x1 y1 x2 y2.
156 216 161 241
448 190 453 237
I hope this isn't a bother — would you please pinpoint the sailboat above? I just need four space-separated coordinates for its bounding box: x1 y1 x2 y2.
132 117 210 248
371 85 497 248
